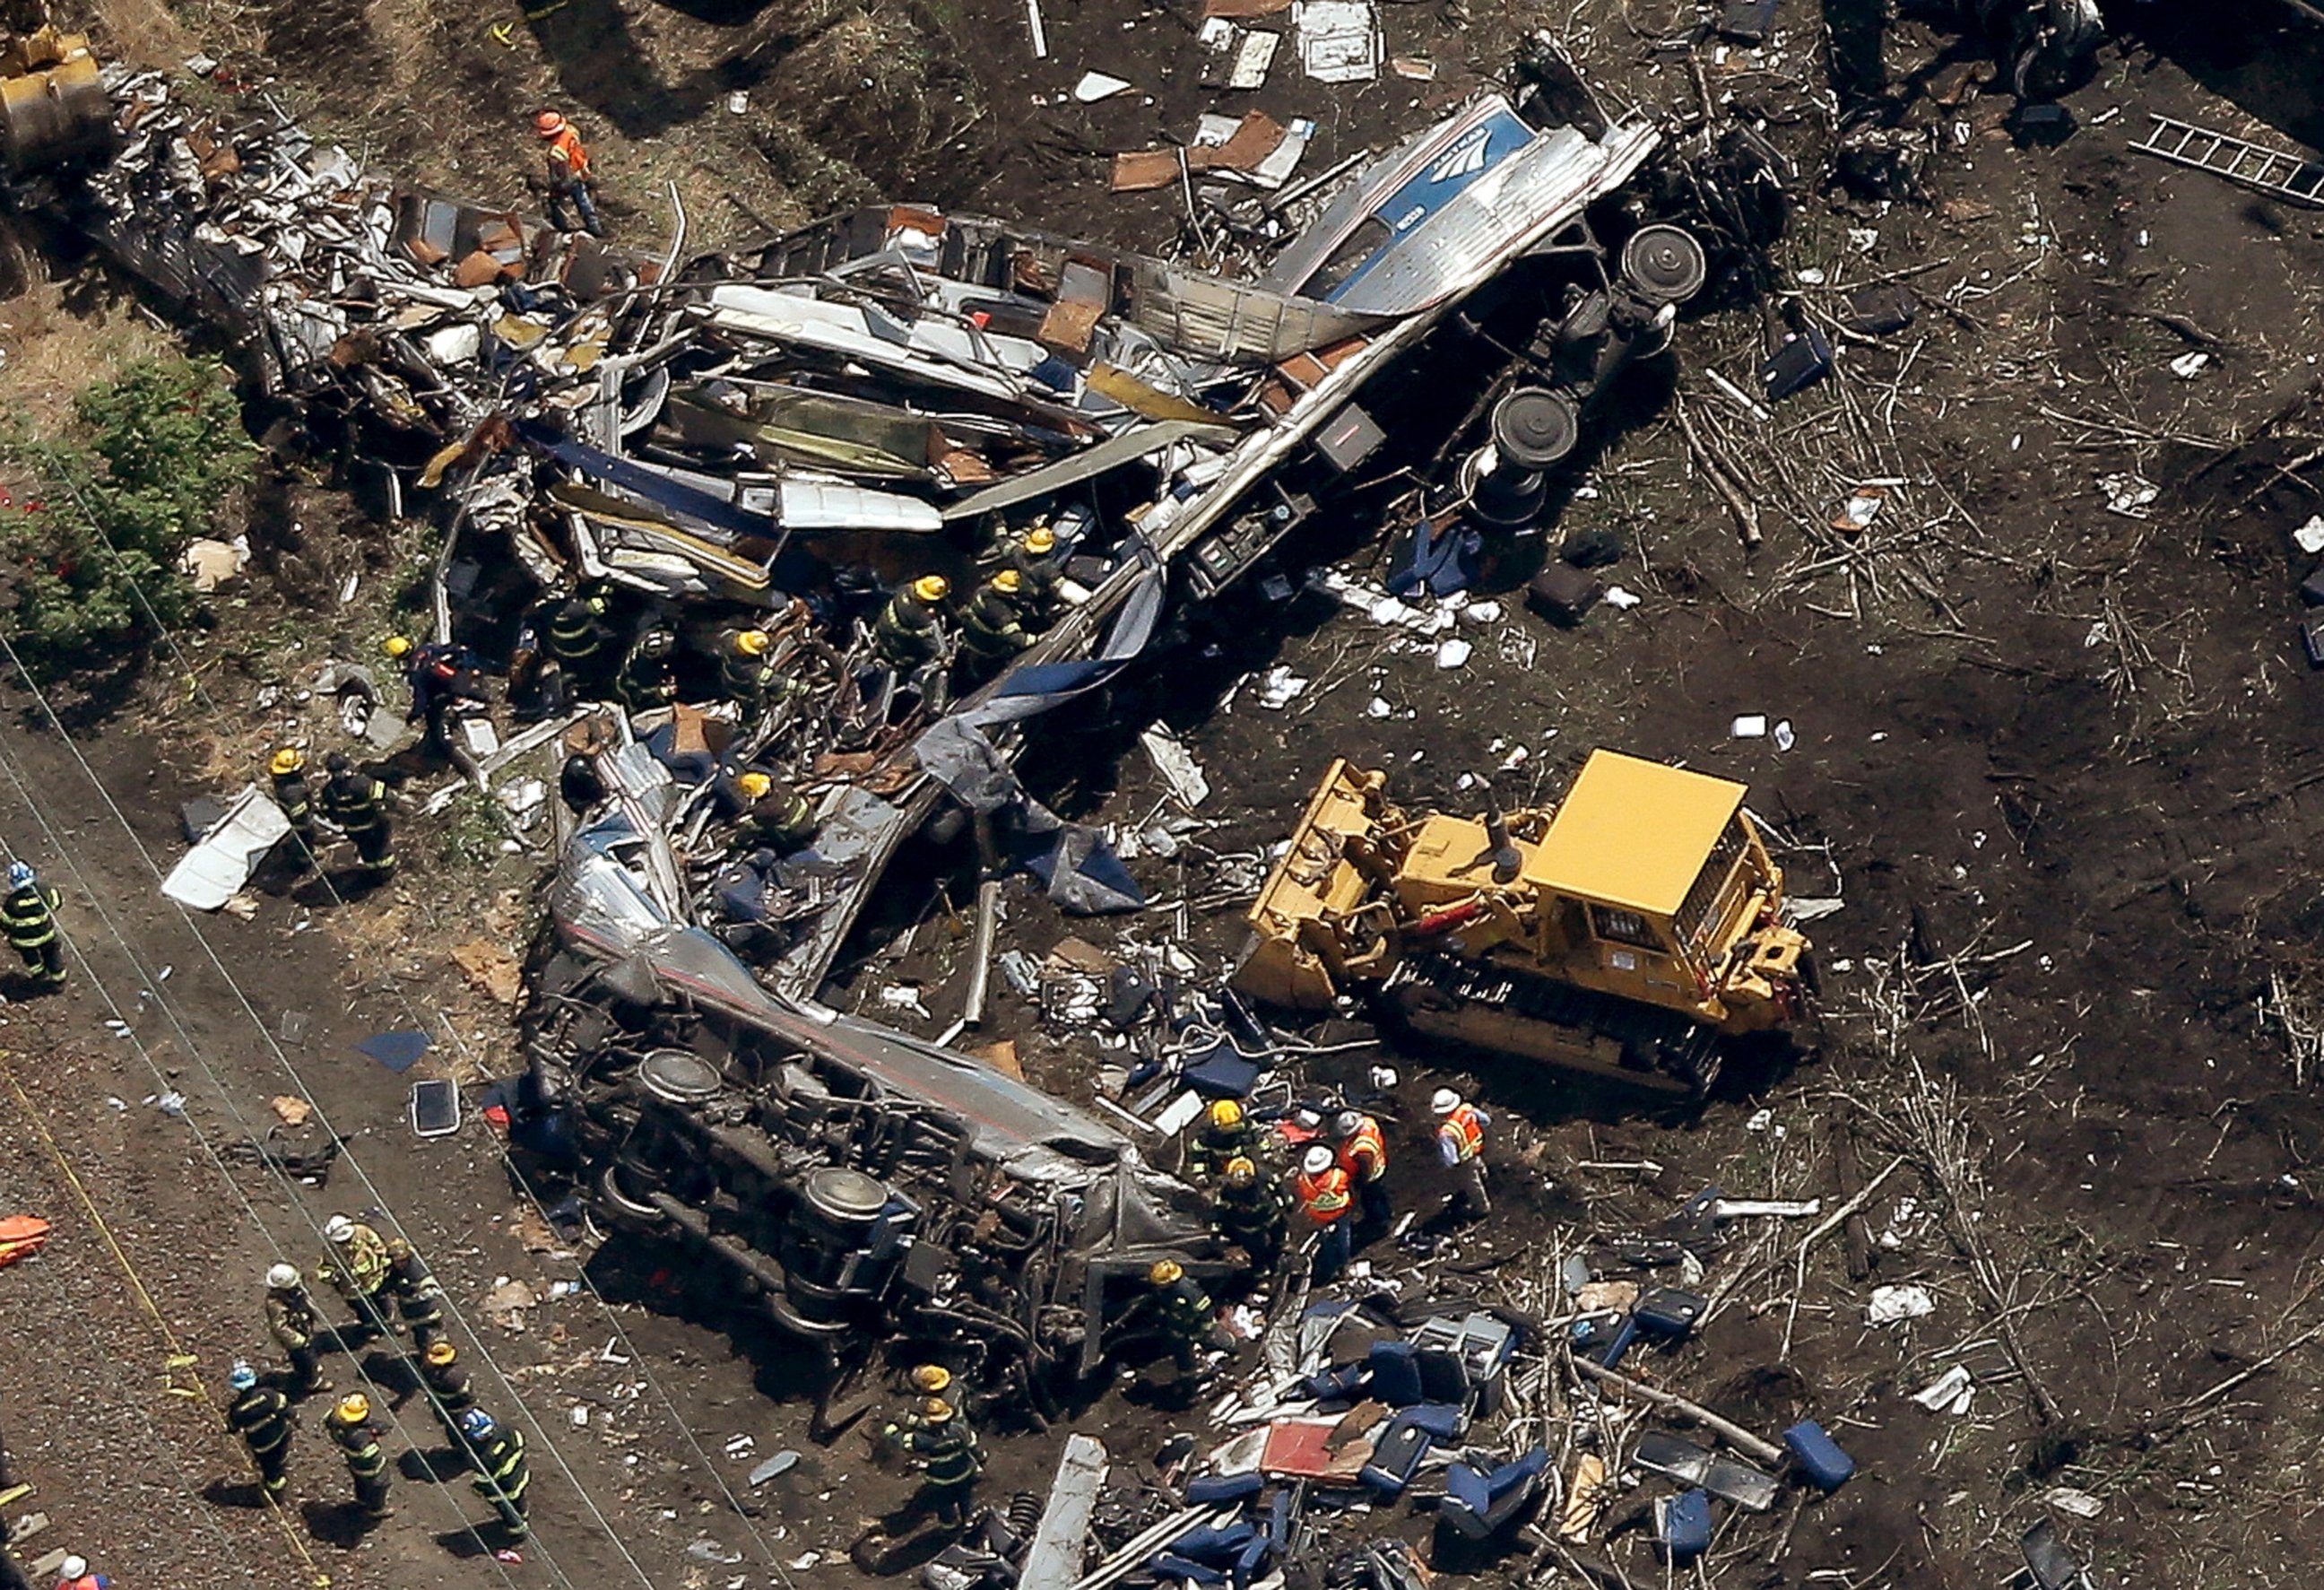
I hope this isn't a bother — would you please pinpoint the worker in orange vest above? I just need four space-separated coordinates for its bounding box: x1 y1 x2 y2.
1331 1108 1391 1236
533 110 604 237
1294 1144 1353 1283
1432 1088 1492 1221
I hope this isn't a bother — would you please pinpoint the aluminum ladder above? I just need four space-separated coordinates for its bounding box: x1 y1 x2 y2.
2130 113 2324 209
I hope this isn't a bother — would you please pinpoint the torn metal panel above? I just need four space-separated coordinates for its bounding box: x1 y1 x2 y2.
1020 1437 1109 1590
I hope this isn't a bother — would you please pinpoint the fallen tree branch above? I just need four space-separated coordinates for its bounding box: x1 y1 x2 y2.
1569 1360 1782 1466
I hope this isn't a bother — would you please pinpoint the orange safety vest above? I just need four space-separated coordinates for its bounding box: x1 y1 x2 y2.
1438 1105 1486 1164
1295 1166 1351 1225
1338 1116 1387 1182
544 126 592 183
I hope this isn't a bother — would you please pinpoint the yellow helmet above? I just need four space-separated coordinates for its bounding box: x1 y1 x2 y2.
1209 1099 1244 1131
733 629 771 657
737 772 773 800
426 1342 458 1368
383 635 414 660
1023 526 1056 556
910 1365 952 1395
336 1392 371 1423
1149 1259 1184 1287
922 1397 955 1423
991 569 1023 596
909 575 950 604
1224 1157 1257 1187
269 748 305 777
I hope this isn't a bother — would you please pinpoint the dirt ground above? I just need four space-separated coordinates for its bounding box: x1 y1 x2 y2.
10 2 2324 1589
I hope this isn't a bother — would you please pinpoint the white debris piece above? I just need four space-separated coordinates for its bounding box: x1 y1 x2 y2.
1912 1364 1975 1414
2294 515 2324 555
1732 715 1768 738
1783 897 1845 925
1227 30 1279 90
2099 473 2159 517
2168 352 2209 380
1603 585 1642 611
878 985 932 1020
1253 666 1309 708
1461 599 1503 623
1435 638 1472 669
1294 0 1380 83
1366 697 1392 718
1072 70 1132 102
1866 1283 1936 1325
1140 727 1211 809
161 786 292 911
2045 1487 2105 1519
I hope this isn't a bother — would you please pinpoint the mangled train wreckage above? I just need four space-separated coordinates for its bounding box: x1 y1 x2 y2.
46 45 1711 1366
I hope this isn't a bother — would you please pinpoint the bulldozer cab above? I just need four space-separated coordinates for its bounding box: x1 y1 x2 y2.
1517 750 1781 1021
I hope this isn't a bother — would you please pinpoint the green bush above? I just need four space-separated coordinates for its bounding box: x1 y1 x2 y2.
0 355 254 675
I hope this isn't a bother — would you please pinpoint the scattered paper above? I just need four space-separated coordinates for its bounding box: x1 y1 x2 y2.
1253 665 1309 708
1732 715 1769 738
1073 70 1132 102
2168 352 2209 380
1866 1283 1935 1325
1833 486 1885 535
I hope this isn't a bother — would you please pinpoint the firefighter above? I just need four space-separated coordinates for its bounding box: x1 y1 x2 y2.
1211 1156 1289 1273
2 863 64 989
955 571 1033 672
733 771 819 854
460 1409 531 1540
420 1341 478 1434
317 1213 395 1342
876 1366 956 1459
1185 1099 1258 1182
721 627 784 710
267 749 318 864
383 1235 445 1352
391 635 476 747
264 1263 332 1397
616 627 679 712
324 1392 393 1522
1331 1108 1392 1234
1295 1144 1354 1284
225 1360 294 1503
872 575 949 673
1002 524 1064 623
546 590 611 697
1142 1259 1215 1387
534 109 605 238
1432 1088 1493 1221
317 754 395 881
896 1398 982 1528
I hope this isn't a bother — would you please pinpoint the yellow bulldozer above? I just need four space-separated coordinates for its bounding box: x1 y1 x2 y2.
1236 750 1812 1095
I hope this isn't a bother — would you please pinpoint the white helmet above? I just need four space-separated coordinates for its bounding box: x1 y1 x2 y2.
59 1558 87 1580
1430 1088 1461 1116
1301 1143 1336 1176
265 1263 300 1290
323 1215 355 1243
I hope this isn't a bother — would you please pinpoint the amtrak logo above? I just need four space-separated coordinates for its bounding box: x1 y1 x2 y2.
1426 126 1494 184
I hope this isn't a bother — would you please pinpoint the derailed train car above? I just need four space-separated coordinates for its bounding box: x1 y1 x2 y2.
524 747 1218 1405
